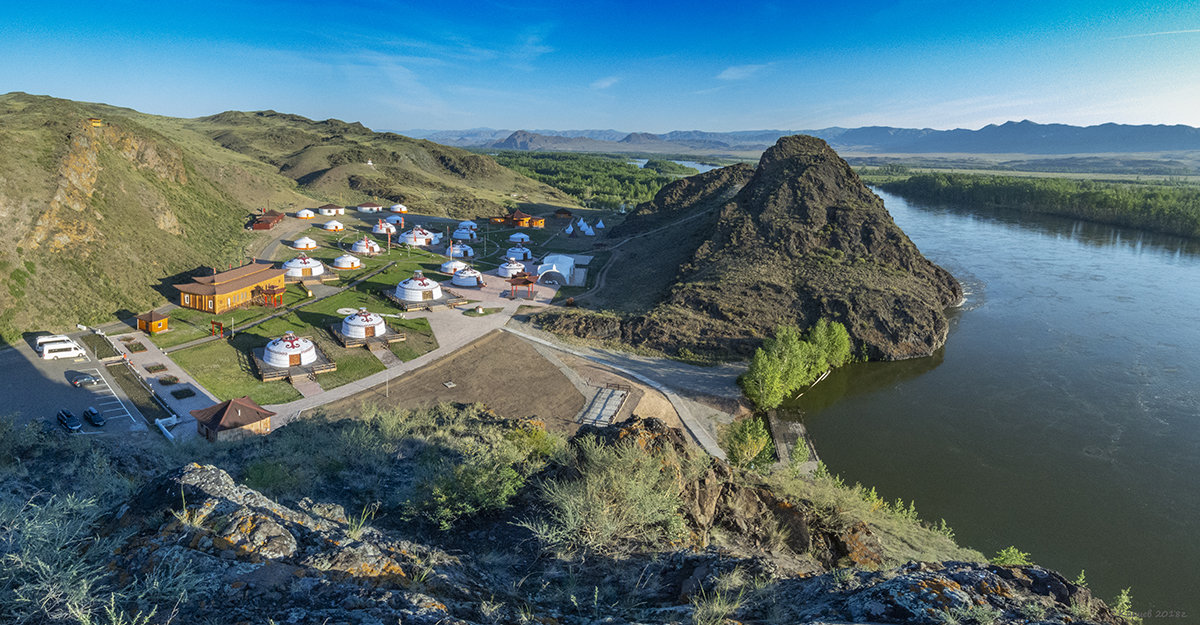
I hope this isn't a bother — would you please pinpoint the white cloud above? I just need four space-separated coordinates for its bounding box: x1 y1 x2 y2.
590 76 619 89
1111 28 1200 40
716 64 767 80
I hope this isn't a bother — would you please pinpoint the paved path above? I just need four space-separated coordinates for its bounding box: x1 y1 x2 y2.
368 343 401 366
289 375 324 398
106 332 219 442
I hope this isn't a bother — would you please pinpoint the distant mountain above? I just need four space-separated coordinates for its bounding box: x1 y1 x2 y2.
415 121 1200 156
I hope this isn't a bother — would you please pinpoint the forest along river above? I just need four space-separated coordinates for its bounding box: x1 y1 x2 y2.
787 189 1200 619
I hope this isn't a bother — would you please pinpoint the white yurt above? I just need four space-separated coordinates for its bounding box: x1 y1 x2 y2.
451 267 485 288
324 220 344 232
446 242 474 258
318 204 340 216
390 203 408 213
292 236 317 251
264 331 317 368
458 220 478 231
372 220 396 235
394 270 442 302
498 257 525 278
537 254 576 285
358 202 383 213
506 245 533 261
283 254 325 278
508 232 531 244
441 259 469 274
332 254 362 270
296 209 315 220
399 226 436 246
451 227 477 242
385 215 405 224
341 308 387 338
351 236 382 255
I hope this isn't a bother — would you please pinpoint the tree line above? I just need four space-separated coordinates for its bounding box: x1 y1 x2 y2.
878 172 1200 239
739 320 853 411
490 152 687 209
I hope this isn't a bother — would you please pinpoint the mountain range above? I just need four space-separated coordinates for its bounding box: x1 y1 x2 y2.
403 121 1200 156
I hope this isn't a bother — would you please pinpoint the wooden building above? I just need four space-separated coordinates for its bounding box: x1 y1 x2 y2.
553 208 574 219
175 261 287 314
251 210 285 230
492 209 545 228
135 311 169 334
191 396 275 443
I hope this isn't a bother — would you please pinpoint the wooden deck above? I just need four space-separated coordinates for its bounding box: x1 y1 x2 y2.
381 288 468 312
328 323 407 348
251 343 337 382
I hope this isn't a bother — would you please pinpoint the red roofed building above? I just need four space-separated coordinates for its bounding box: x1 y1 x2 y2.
191 396 276 442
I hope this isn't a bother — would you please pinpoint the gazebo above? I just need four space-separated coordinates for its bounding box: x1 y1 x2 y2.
505 274 538 299
261 284 287 307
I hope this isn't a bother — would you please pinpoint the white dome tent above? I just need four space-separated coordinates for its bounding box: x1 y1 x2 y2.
451 267 485 288
323 220 344 232
399 226 438 246
498 257 525 278
508 232 531 244
441 259 469 274
506 244 533 261
296 209 315 220
372 219 396 236
451 227 477 242
351 236 382 255
458 220 478 231
332 254 362 270
394 270 443 302
283 254 325 278
446 242 474 258
390 203 408 213
264 331 317 368
291 236 317 251
341 308 388 339
537 254 576 285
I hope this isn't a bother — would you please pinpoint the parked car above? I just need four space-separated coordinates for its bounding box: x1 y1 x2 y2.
82 407 105 427
72 373 102 387
57 409 82 433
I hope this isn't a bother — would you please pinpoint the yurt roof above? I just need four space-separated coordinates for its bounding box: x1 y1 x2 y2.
454 267 483 277
284 255 322 269
359 202 382 208
333 254 360 267
441 259 469 271
296 209 314 216
502 257 524 267
458 220 477 227
324 220 343 228
267 331 312 354
293 236 317 247
508 232 531 242
399 270 439 289
391 204 408 211
319 203 341 210
408 226 432 236
385 215 404 223
343 307 384 325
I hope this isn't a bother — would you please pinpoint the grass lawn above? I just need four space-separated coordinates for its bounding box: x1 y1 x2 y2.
170 338 302 405
462 307 503 317
80 333 119 359
149 285 310 349
105 362 170 423
389 318 437 361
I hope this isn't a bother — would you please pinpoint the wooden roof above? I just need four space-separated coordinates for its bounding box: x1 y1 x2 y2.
176 261 286 296
509 209 533 219
136 310 169 323
260 210 284 218
318 203 341 210
191 396 275 432
554 208 573 215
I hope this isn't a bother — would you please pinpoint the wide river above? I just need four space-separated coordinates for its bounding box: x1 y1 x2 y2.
793 189 1200 619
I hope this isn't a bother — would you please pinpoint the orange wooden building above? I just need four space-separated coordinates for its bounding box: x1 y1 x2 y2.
175 261 287 314
135 311 169 334
191 396 275 442
491 209 545 228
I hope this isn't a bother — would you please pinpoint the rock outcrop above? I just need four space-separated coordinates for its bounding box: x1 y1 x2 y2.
540 135 962 360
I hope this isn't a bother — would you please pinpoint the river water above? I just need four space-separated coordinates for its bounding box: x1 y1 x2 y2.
792 190 1200 619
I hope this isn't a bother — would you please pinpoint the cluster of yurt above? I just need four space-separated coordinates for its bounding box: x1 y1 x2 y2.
372 219 396 236
264 331 316 368
318 204 344 216
296 208 315 220
399 226 439 246
506 244 533 261
451 226 477 242
292 236 317 251
446 242 474 258
341 308 388 338
441 258 469 274
508 232 531 244
394 270 442 302
450 267 484 288
324 220 344 232
498 257 525 278
283 254 325 278
390 203 408 213
332 254 362 270
351 236 382 255
358 202 383 213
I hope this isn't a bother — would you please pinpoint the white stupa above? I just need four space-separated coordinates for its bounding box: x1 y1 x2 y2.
296 209 315 219
458 220 478 231
341 308 387 339
441 259 469 274
446 242 474 258
390 203 408 213
323 220 344 232
372 220 396 235
508 232 531 244
351 236 382 255
264 331 317 368
399 226 437 246
450 267 484 288
283 254 325 278
394 270 443 302
498 257 525 278
332 254 362 270
451 227 477 242
506 244 532 261
292 236 317 250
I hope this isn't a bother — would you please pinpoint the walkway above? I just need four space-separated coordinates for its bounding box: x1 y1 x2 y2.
577 386 628 427
106 334 220 442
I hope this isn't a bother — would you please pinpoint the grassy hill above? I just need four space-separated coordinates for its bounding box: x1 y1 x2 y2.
0 92 575 343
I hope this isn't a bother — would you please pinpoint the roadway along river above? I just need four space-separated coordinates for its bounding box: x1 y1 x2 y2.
791 189 1200 620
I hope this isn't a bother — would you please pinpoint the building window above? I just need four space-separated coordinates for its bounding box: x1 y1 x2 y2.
183 294 190 305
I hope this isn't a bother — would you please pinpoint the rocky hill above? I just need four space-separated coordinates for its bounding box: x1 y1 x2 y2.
0 93 573 342
539 135 962 360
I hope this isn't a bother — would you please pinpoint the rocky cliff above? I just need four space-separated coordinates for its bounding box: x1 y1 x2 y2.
540 135 962 360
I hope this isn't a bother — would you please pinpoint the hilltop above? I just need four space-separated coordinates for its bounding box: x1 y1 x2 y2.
538 135 961 361
0 92 574 342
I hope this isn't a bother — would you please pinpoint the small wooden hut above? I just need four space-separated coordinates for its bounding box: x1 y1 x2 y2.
191 396 276 442
135 311 169 334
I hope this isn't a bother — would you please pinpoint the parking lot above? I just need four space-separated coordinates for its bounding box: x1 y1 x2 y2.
0 336 148 436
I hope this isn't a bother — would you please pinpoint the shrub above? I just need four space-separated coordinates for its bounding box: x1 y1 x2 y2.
991 545 1033 566
739 320 852 410
144 364 167 374
158 375 179 385
126 341 148 353
170 388 195 400
723 416 775 471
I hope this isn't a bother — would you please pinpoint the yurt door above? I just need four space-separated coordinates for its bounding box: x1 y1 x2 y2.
422 290 433 301
289 353 300 366
365 326 375 338
303 268 312 277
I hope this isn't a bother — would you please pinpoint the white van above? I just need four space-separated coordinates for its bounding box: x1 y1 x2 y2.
35 335 73 353
41 342 86 360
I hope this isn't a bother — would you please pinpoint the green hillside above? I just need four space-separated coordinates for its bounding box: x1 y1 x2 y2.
0 93 575 343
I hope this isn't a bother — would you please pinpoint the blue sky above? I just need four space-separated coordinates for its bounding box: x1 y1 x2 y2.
3 0 1199 132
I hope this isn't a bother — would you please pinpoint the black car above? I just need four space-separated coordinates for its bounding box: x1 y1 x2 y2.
71 373 102 388
82 407 105 427
57 409 83 433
